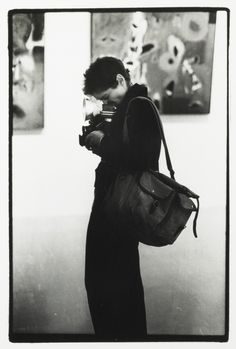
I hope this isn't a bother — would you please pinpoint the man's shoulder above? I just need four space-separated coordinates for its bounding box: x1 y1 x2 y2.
129 83 148 97
128 95 153 110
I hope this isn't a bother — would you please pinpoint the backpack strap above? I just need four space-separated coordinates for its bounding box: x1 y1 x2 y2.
193 197 200 238
125 96 175 180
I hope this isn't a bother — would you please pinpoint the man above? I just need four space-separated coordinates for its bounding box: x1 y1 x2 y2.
83 56 161 340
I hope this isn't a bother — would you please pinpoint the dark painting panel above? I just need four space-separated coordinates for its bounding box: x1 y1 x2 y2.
92 12 216 114
12 13 44 130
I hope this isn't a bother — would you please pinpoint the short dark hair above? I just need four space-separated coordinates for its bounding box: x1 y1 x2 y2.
83 56 131 95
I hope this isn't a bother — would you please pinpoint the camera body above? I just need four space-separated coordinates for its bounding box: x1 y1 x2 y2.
79 103 116 147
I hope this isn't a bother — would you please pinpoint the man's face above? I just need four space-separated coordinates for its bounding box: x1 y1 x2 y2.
93 74 128 105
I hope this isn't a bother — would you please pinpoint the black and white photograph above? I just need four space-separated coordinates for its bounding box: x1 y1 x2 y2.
0 0 234 346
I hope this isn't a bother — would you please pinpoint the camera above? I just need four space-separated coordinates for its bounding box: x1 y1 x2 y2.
79 98 117 147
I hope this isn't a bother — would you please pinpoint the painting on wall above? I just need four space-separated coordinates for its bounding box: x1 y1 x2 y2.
11 12 44 130
91 11 216 114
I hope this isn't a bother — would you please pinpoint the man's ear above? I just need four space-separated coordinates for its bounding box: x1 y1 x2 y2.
116 74 125 86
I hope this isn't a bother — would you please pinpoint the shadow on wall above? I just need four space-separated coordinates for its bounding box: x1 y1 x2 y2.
12 207 225 335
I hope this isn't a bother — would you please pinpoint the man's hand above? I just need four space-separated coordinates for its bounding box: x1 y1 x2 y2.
85 130 105 152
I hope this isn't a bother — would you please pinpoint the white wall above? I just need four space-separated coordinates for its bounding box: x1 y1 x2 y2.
13 12 99 218
13 11 226 218
12 11 227 335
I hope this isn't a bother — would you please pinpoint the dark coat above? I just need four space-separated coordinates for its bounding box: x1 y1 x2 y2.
84 84 161 340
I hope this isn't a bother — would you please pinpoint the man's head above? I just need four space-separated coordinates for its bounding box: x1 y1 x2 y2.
83 56 131 105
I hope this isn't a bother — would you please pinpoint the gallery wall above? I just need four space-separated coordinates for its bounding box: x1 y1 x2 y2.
13 12 97 218
12 10 227 335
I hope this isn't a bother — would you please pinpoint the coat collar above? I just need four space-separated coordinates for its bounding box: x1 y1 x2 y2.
115 83 148 118
124 83 148 101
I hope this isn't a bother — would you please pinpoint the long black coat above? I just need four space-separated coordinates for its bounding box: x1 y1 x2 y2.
84 84 161 340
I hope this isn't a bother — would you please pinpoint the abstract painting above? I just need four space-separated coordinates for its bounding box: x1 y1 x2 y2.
92 11 216 114
11 13 44 130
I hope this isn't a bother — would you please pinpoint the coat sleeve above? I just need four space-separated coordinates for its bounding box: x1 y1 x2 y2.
96 120 123 161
